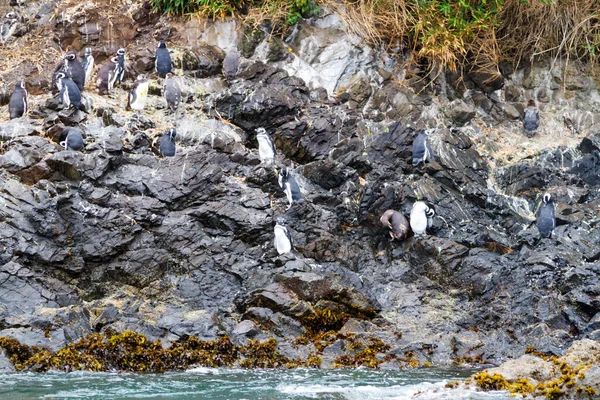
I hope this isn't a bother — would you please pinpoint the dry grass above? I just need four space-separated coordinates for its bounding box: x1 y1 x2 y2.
316 0 600 77
498 0 600 68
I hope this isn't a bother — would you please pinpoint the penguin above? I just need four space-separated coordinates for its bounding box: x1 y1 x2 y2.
536 193 556 238
0 12 18 44
127 74 149 112
8 80 27 119
274 219 294 255
80 48 94 86
159 128 177 157
410 201 435 236
256 127 276 164
55 72 82 109
59 128 84 151
155 41 172 78
163 72 181 112
380 209 410 241
97 56 119 95
278 166 304 208
222 48 240 80
115 48 126 85
523 99 539 137
412 130 434 166
64 51 85 91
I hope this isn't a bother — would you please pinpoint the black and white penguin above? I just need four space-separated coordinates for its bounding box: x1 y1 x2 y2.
159 128 177 157
410 201 435 236
127 74 149 112
59 128 84 151
256 127 276 164
115 48 126 85
523 99 539 137
55 72 82 109
536 193 556 238
8 80 27 119
380 209 410 241
163 72 181 112
64 51 85 91
412 130 434 166
155 41 172 78
0 12 18 44
278 166 304 208
80 48 94 86
222 48 240 80
97 56 119 94
274 218 294 255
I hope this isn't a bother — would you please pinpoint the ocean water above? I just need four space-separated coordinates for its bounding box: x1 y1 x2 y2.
0 368 513 400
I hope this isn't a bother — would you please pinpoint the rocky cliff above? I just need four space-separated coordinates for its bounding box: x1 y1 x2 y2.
1 0 599 371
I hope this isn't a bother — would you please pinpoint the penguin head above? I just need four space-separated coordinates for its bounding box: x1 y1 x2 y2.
136 74 147 81
527 99 536 108
425 206 435 218
158 41 167 49
279 166 289 178
5 12 17 20
165 72 175 79
275 217 287 226
543 193 553 204
168 128 177 141
55 71 66 80
65 52 77 61
117 48 126 56
15 80 25 89
111 56 119 64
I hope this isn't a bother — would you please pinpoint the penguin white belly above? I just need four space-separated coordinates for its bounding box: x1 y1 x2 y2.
257 140 274 162
274 227 292 254
61 87 71 107
284 182 293 205
410 213 428 235
131 82 149 111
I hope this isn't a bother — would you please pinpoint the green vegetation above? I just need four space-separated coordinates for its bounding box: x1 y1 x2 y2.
150 0 600 77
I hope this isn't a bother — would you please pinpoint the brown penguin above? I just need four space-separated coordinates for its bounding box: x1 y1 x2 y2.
380 209 410 241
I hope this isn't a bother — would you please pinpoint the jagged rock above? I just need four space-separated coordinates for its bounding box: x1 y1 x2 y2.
445 100 476 126
182 46 225 78
503 103 521 120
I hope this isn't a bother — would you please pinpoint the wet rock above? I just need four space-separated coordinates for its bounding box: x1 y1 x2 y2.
485 354 558 383
0 349 15 373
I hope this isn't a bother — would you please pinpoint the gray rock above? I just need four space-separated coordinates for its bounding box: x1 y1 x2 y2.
445 100 476 126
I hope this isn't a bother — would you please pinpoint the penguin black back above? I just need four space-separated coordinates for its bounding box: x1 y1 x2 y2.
56 72 82 110
65 51 86 91
412 130 434 166
223 48 240 80
163 73 181 111
537 193 556 238
9 80 27 119
523 99 539 137
97 56 119 95
159 128 177 157
116 48 126 85
155 42 172 78
59 127 84 151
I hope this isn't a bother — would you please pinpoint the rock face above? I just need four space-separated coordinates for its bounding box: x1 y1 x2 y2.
0 0 600 371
